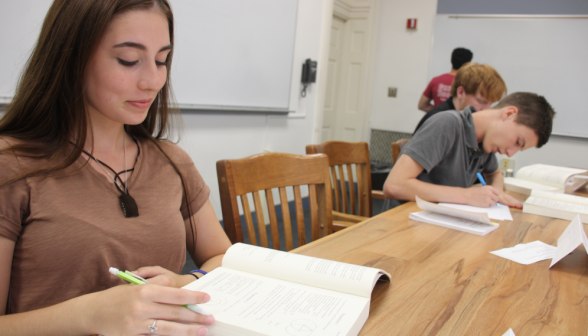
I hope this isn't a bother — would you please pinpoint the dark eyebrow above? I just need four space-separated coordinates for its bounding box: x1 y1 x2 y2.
113 42 172 53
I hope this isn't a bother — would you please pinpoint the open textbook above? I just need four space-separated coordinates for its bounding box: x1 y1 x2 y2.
523 190 588 222
504 164 587 195
182 243 391 336
409 196 499 236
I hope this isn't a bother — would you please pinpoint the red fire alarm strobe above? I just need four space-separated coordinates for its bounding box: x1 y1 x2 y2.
407 18 417 29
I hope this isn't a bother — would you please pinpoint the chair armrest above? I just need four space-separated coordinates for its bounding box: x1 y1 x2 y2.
332 211 367 223
371 190 385 199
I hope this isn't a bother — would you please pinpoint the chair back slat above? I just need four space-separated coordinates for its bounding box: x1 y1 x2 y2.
293 185 306 247
306 141 373 217
217 153 333 251
337 165 348 213
279 187 294 251
346 164 356 215
330 166 341 212
356 163 370 215
315 183 329 237
308 184 320 241
240 194 257 246
252 191 268 248
265 188 280 250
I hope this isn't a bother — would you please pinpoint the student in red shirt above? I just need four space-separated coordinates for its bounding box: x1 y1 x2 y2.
418 48 473 112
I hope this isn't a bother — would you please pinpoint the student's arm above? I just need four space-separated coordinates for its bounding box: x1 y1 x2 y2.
136 200 231 288
418 95 434 112
485 168 523 208
383 153 501 207
188 200 231 270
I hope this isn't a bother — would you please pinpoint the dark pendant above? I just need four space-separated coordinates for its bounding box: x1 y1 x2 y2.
119 193 139 218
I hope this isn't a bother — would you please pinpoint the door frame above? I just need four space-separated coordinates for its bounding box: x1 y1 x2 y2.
313 0 380 144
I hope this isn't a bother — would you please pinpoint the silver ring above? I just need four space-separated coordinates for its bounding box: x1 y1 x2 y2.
148 319 158 333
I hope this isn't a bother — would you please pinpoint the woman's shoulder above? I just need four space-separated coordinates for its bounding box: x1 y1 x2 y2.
142 138 194 165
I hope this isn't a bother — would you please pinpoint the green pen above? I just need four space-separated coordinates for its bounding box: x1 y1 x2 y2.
109 267 148 284
108 267 211 315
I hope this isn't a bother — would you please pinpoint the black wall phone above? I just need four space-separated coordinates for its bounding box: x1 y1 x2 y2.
301 58 317 97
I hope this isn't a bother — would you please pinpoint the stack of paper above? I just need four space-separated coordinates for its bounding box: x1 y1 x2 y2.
409 196 500 236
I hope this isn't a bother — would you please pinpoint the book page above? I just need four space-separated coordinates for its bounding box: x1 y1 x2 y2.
515 164 586 188
415 196 493 225
549 215 588 268
222 244 390 298
524 196 588 215
530 190 588 206
439 202 513 221
184 267 370 336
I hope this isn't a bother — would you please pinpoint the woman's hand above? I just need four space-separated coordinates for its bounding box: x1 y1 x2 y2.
133 266 196 288
82 283 214 336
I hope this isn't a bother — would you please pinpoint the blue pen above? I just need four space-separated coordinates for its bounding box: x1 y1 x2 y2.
476 173 497 206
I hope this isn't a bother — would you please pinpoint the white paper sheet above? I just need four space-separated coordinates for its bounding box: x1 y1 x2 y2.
490 241 557 265
439 202 513 221
549 214 588 268
502 329 516 336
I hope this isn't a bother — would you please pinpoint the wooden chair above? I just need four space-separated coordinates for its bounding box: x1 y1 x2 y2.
306 141 384 223
217 153 335 251
392 138 410 164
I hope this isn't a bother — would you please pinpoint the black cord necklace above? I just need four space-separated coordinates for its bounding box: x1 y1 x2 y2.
82 140 140 218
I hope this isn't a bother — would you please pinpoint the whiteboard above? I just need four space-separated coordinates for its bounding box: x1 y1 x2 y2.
170 0 298 111
0 0 298 112
430 15 588 138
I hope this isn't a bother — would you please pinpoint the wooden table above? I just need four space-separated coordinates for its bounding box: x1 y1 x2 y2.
292 201 588 335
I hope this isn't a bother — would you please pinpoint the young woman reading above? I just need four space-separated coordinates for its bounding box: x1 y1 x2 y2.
0 0 231 335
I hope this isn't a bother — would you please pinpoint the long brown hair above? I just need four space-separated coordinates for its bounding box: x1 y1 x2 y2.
0 0 198 245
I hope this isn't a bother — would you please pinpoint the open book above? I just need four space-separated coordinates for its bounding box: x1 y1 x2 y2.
182 243 391 336
523 190 588 222
504 164 587 195
409 196 499 236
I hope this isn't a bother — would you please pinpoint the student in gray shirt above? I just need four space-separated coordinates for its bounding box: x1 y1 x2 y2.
383 92 555 209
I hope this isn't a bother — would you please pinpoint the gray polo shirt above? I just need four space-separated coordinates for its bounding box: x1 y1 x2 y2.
402 107 498 188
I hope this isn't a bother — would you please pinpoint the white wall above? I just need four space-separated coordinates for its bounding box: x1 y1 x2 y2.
178 0 334 218
369 0 439 134
497 135 588 174
369 0 588 174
